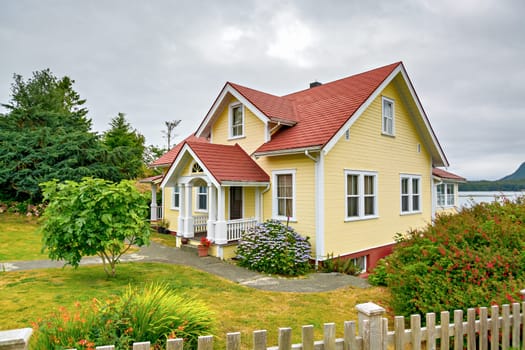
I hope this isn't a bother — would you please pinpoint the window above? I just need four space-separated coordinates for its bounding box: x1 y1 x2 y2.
196 186 207 211
437 183 456 206
273 170 295 220
351 255 367 273
230 104 244 138
191 162 203 173
345 171 378 220
172 185 180 209
401 175 421 214
382 97 394 136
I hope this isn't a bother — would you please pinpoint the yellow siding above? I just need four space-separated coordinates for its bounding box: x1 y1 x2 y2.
210 96 267 154
163 186 180 233
257 154 317 249
323 81 432 256
243 188 256 218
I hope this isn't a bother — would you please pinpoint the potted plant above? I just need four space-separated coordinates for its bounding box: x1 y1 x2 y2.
157 219 169 234
198 237 211 257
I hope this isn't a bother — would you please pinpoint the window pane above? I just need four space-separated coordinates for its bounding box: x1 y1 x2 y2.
364 197 375 215
347 197 358 217
446 184 455 205
401 178 409 194
412 195 420 211
232 106 243 136
347 175 358 195
401 195 409 212
278 174 292 197
412 178 419 195
364 175 374 195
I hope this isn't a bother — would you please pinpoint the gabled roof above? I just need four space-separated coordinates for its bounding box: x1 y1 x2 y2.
159 137 269 188
433 168 466 182
150 135 208 167
256 62 402 154
189 142 269 183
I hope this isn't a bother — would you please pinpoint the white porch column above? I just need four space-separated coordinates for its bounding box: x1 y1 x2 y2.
215 186 227 244
178 183 185 235
183 184 194 238
255 187 261 222
207 183 216 241
150 183 157 221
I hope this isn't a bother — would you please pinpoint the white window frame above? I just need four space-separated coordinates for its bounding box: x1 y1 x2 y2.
382 96 395 136
400 174 422 214
437 183 456 207
272 169 296 221
352 255 367 273
195 186 208 212
171 185 180 210
229 103 244 139
345 170 378 221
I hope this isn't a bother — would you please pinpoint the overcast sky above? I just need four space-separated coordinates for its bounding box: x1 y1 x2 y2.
1 0 524 181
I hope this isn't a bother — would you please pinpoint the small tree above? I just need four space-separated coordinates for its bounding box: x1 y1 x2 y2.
40 177 151 277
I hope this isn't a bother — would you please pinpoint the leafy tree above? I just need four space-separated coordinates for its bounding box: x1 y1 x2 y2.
40 177 151 277
143 144 166 176
102 112 146 179
0 69 119 202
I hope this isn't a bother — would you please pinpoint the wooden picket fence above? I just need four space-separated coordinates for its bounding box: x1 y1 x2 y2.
4 301 525 350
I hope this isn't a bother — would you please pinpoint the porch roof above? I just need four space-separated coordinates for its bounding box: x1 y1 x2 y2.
189 142 270 184
432 168 466 182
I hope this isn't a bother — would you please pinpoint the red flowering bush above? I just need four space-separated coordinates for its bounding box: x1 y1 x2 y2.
383 196 525 317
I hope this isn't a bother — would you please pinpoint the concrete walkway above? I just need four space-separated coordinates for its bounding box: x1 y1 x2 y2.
1 241 370 292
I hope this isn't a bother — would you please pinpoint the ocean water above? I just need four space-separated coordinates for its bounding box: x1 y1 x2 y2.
458 191 524 208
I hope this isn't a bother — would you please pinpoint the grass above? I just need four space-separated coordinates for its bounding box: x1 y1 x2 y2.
0 212 392 348
0 213 47 261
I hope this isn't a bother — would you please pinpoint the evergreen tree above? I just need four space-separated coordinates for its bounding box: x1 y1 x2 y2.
0 69 119 203
102 112 146 179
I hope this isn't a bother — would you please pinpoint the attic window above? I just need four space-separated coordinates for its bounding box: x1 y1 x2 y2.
191 163 203 173
229 103 244 139
382 97 395 136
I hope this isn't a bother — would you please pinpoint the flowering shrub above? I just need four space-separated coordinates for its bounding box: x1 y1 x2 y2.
236 220 311 276
382 196 525 317
32 283 214 349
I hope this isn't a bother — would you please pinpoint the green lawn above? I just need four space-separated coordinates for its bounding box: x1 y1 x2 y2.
0 213 47 261
0 212 391 348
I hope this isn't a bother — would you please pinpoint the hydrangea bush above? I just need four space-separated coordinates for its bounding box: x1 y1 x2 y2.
236 220 311 276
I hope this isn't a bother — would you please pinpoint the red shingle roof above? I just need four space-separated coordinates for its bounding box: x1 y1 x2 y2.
150 135 208 167
432 168 466 182
189 142 269 183
248 62 401 153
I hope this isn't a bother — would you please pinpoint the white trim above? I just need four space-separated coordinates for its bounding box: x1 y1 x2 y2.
171 184 180 210
228 102 245 139
381 96 395 136
344 170 379 221
315 152 325 262
196 84 270 137
272 169 297 221
436 182 457 207
195 185 208 213
254 146 322 158
221 181 270 187
400 173 422 215
160 143 221 190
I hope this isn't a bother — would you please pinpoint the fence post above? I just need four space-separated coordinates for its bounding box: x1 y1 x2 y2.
0 328 32 350
356 302 385 350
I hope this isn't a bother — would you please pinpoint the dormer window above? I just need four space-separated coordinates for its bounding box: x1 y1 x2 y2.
382 97 395 136
191 162 203 173
230 103 244 138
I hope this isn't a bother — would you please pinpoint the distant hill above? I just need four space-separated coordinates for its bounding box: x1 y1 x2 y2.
459 161 525 191
500 162 525 181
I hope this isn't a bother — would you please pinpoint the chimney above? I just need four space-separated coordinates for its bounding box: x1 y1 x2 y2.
309 81 322 88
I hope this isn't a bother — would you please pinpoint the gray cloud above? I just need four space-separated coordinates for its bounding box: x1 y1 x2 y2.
1 0 523 180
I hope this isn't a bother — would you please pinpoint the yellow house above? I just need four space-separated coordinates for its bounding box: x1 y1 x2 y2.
148 62 458 272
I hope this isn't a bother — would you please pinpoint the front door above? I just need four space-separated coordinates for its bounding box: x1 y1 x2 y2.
229 187 243 220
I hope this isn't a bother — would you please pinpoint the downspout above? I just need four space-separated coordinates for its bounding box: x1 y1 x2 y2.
304 150 322 270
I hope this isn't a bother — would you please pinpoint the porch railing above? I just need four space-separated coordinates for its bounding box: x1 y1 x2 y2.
227 218 257 241
194 215 208 233
150 205 163 221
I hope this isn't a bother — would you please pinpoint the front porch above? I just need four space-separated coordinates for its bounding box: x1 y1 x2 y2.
185 214 258 242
